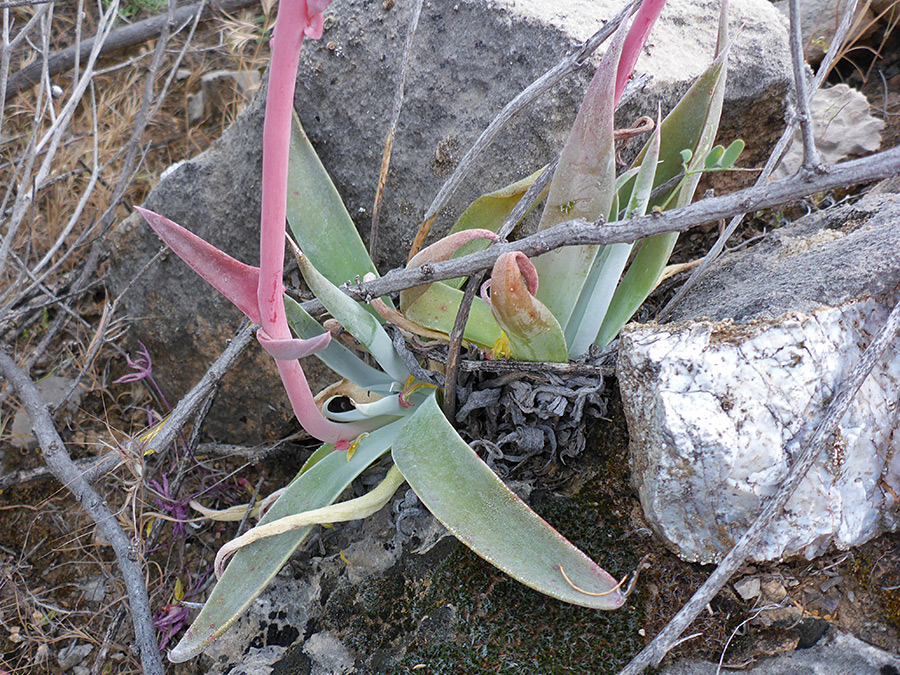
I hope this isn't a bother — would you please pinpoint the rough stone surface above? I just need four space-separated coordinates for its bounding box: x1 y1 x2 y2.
773 0 877 63
618 190 900 563
197 495 451 675
107 0 791 443
661 629 900 674
773 84 884 179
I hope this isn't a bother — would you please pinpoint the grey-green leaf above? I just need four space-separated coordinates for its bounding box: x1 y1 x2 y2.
294 249 410 383
286 112 377 286
168 420 403 663
391 395 626 610
283 295 395 391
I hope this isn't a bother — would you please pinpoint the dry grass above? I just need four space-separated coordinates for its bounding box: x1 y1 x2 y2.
0 1 273 671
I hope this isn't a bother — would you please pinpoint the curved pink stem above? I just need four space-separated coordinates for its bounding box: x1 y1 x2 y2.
259 0 362 443
615 0 668 105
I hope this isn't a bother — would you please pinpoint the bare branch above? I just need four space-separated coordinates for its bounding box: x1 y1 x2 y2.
295 145 900 316
132 321 256 460
616 294 900 675
0 347 165 675
658 0 860 320
788 0 824 172
441 272 484 420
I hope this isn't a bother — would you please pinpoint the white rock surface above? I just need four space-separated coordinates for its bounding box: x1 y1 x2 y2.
618 190 900 564
619 300 900 563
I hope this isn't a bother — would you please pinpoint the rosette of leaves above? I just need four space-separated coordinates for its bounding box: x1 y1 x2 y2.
137 0 653 661
136 0 745 661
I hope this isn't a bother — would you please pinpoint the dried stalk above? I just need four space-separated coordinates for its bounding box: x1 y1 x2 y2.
0 348 165 675
369 0 423 261
788 0 823 171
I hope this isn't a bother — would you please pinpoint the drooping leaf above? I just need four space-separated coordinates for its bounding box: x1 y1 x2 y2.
392 395 626 609
400 229 498 311
168 418 403 663
293 245 410 383
286 112 378 286
530 18 629 332
487 252 567 362
594 42 731 348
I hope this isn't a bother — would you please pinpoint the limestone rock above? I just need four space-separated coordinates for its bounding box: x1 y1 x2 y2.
618 190 900 563
107 0 791 443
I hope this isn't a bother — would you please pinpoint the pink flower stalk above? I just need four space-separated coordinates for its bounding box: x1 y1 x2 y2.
137 0 370 444
615 0 668 105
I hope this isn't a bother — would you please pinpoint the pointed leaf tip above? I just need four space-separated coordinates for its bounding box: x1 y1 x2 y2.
136 207 263 324
392 395 626 609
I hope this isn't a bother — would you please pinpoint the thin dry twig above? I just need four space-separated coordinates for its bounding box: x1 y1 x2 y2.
296 144 900 316
369 0 423 262
0 348 165 675
441 272 484 420
616 294 900 675
3 0 259 101
0 0 119 282
133 321 256 460
658 0 860 320
788 0 824 172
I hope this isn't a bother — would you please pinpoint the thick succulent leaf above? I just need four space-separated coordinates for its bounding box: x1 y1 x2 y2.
322 391 416 421
488 252 568 363
392 395 625 609
136 207 262 324
299 443 335 475
168 419 403 663
294 248 410 383
531 19 628 332
286 112 378 286
283 295 395 390
565 119 661 357
403 282 503 348
442 166 548 288
595 45 730 348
